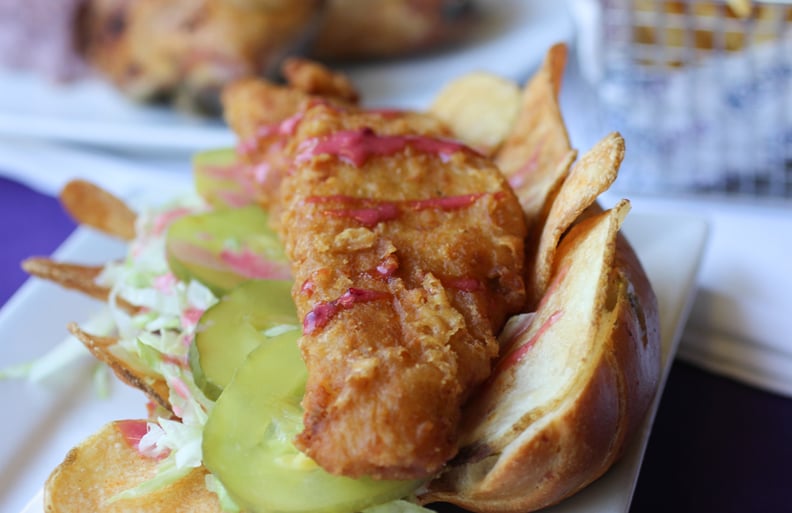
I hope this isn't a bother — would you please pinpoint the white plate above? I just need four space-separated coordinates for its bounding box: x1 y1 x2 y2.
1 210 708 513
0 1 573 153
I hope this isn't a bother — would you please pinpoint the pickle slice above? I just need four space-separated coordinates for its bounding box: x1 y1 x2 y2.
190 279 297 400
202 331 421 513
193 148 258 209
165 205 290 296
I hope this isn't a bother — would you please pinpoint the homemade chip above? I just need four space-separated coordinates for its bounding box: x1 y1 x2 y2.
60 180 137 240
529 132 625 305
44 420 221 513
430 71 521 155
494 43 574 232
68 323 171 413
21 258 137 314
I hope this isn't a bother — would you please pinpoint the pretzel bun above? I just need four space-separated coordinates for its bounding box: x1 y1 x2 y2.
419 201 661 512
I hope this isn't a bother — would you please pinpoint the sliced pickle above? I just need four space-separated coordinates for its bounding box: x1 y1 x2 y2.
190 279 297 400
165 205 290 296
193 148 258 209
202 331 421 513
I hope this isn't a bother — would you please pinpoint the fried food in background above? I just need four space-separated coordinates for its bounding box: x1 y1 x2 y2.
77 0 324 113
311 0 476 60
278 103 527 479
74 0 475 114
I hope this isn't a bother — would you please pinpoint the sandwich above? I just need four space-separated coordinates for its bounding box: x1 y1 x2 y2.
21 44 660 513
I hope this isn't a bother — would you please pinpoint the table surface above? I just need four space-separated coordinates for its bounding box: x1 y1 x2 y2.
1 175 791 513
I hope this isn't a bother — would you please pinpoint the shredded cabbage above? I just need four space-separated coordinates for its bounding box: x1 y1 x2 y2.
92 196 222 501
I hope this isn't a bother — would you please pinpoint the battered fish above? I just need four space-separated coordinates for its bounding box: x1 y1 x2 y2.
277 103 527 479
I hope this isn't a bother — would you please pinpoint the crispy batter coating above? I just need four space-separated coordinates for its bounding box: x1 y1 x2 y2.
221 71 359 210
277 103 526 479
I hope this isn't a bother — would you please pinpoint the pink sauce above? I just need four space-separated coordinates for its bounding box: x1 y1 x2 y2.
168 240 291 280
202 161 250 181
153 273 178 293
152 207 194 237
116 420 149 449
324 203 400 228
238 113 304 156
115 419 168 460
495 310 563 374
180 307 205 329
535 264 569 313
219 247 292 280
303 288 390 335
507 142 543 190
216 190 257 209
295 128 477 167
163 353 190 368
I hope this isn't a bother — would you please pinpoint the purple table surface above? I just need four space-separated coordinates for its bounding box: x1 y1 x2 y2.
1 175 791 513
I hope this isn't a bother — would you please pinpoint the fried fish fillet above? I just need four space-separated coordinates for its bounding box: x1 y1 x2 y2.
277 103 527 479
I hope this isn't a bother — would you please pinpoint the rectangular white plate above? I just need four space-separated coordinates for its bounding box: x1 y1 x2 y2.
1 210 708 513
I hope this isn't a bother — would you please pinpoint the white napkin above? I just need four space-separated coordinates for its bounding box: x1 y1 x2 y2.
0 137 191 202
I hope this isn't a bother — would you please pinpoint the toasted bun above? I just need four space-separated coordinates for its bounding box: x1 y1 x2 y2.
419 201 661 513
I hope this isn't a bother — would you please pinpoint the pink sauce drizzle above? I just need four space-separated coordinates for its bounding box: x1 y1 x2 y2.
303 288 390 335
237 112 304 156
495 310 563 374
152 207 194 236
115 420 168 460
323 203 400 228
168 240 291 280
153 273 178 293
180 307 205 329
116 419 148 448
163 353 190 368
305 192 488 228
507 142 543 190
295 127 477 167
219 247 292 280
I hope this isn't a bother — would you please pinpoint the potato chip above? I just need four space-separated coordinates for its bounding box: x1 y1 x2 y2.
430 71 522 155
60 180 137 240
494 43 574 232
68 323 171 413
44 420 221 513
529 132 625 305
21 257 137 314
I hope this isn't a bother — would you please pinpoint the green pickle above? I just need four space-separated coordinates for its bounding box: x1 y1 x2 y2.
190 279 297 400
201 286 421 513
165 205 289 296
193 147 256 209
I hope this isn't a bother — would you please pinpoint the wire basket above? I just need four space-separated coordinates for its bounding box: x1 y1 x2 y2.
585 0 792 198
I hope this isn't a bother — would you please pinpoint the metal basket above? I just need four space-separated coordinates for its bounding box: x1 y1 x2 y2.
589 0 792 198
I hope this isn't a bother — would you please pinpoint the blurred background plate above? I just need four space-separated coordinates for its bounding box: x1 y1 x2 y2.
0 0 572 154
